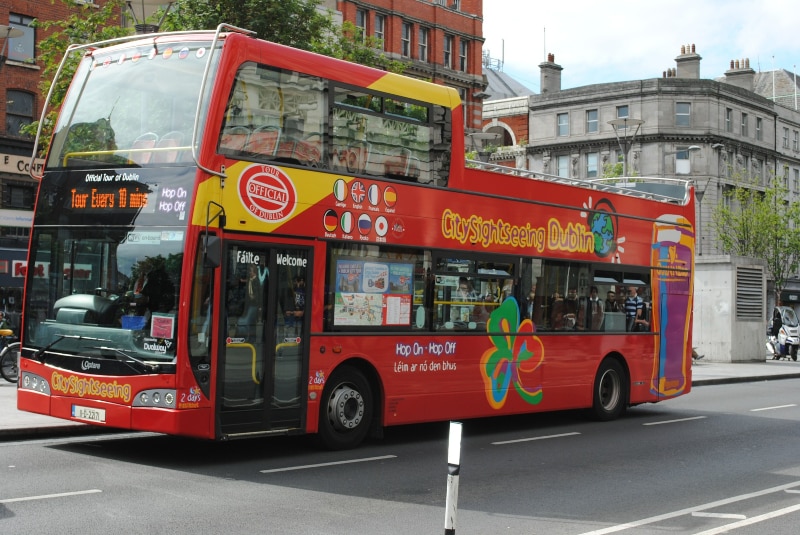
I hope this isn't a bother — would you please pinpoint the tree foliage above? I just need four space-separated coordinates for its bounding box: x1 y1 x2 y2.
711 172 800 301
20 0 130 150
160 0 406 71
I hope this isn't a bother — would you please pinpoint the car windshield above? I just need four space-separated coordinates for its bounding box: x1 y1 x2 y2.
781 307 799 327
25 226 184 362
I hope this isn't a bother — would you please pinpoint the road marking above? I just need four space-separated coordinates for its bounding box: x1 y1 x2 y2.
260 455 396 473
0 489 102 504
692 512 747 520
693 503 800 534
643 416 706 426
577 480 800 534
751 404 797 412
491 431 581 445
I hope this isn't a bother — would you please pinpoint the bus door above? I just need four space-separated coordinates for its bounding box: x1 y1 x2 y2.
218 242 310 436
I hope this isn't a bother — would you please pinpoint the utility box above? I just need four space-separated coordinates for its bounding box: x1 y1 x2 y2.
693 255 766 362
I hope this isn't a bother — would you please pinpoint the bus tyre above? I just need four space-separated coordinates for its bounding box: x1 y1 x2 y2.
318 365 373 450
591 359 627 421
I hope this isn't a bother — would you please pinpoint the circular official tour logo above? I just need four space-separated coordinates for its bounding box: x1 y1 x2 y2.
237 164 297 223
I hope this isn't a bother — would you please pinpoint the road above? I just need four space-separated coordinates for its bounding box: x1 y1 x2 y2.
2 379 800 534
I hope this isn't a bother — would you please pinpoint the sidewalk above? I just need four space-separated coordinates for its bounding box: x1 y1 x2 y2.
3 359 800 440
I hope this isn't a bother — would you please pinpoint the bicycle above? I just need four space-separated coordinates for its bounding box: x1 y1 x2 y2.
0 328 20 383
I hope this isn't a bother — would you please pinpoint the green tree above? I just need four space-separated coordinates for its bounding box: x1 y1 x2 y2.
711 171 800 303
20 0 130 151
160 0 405 71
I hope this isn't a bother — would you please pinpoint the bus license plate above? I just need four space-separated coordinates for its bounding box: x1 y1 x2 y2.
71 405 106 423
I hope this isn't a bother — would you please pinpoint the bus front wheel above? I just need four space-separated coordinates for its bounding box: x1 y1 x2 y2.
591 359 627 421
318 365 373 450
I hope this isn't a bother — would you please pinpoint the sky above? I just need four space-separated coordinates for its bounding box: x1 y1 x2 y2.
482 0 800 93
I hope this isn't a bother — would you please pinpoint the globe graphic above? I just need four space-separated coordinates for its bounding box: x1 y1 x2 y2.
589 209 616 257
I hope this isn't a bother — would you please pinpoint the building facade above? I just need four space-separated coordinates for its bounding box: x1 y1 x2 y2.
337 0 485 132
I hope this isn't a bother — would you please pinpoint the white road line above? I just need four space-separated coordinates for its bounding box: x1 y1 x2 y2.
577 480 800 535
0 489 102 504
693 503 800 535
643 416 707 426
491 431 580 445
692 512 747 520
751 404 797 412
260 455 396 473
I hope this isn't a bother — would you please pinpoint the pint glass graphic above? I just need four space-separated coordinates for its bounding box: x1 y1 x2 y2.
650 215 694 398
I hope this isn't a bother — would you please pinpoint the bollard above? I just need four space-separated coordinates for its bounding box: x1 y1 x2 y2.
444 421 462 535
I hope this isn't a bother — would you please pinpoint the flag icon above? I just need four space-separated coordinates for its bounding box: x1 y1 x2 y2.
351 181 366 203
375 216 388 237
340 212 353 233
333 179 347 202
368 184 380 206
358 214 372 235
383 186 397 208
323 209 338 232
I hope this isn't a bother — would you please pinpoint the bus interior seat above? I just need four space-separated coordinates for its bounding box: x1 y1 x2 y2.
244 125 281 156
129 132 158 165
151 131 185 163
219 126 250 154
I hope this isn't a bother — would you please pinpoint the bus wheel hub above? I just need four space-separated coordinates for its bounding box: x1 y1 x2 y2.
329 387 364 431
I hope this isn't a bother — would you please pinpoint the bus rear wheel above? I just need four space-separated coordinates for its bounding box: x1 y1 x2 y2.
591 358 627 421
318 365 373 450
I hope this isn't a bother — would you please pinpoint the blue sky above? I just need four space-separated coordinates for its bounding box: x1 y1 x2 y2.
483 0 800 92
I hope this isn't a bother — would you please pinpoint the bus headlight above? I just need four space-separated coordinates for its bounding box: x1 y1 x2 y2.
20 372 50 394
133 389 176 408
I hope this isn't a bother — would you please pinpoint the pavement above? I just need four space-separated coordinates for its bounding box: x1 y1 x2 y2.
3 358 800 440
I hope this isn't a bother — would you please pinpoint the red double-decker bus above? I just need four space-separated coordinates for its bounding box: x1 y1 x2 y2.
18 25 695 449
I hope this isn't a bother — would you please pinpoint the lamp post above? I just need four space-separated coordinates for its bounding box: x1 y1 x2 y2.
467 132 501 162
0 24 25 68
608 118 644 177
126 0 175 34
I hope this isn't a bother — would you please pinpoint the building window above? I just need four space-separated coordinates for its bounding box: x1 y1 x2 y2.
557 113 569 136
616 105 628 120
794 169 799 193
675 146 692 175
756 117 763 140
7 14 35 63
451 0 461 9
794 131 799 152
784 166 790 187
676 102 691 127
443 35 454 68
459 39 468 72
355 9 367 40
556 155 569 178
726 108 733 132
6 184 35 209
374 14 385 49
5 90 34 137
418 27 429 62
401 22 411 57
586 152 599 178
586 109 598 133
740 112 748 137
783 127 790 149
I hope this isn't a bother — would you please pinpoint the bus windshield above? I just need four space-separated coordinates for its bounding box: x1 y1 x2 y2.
25 226 184 362
46 38 219 170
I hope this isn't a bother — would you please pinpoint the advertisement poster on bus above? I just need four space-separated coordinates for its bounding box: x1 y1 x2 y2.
333 259 413 326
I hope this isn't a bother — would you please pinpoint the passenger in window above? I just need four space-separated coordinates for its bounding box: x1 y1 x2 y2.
563 288 579 330
625 286 644 331
455 277 477 302
605 290 620 312
550 291 565 330
584 285 605 331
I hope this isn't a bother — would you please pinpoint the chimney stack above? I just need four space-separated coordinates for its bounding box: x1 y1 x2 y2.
723 57 755 91
539 53 563 94
675 43 702 79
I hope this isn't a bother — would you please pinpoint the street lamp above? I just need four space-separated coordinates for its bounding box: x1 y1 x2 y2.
126 0 175 34
467 132 501 162
0 24 25 69
608 118 645 177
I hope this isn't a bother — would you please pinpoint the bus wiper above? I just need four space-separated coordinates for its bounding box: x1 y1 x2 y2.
92 346 160 374
35 334 110 362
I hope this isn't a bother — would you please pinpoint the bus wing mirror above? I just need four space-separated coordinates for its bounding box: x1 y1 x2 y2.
203 235 221 268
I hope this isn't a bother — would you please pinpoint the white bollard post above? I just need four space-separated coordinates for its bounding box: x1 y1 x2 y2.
444 421 463 535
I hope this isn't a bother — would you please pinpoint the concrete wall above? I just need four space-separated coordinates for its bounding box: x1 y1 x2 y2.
694 255 766 362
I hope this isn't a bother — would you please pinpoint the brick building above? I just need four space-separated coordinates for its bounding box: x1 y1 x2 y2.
336 0 486 132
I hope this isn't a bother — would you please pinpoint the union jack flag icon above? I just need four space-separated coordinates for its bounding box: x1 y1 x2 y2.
351 181 366 203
